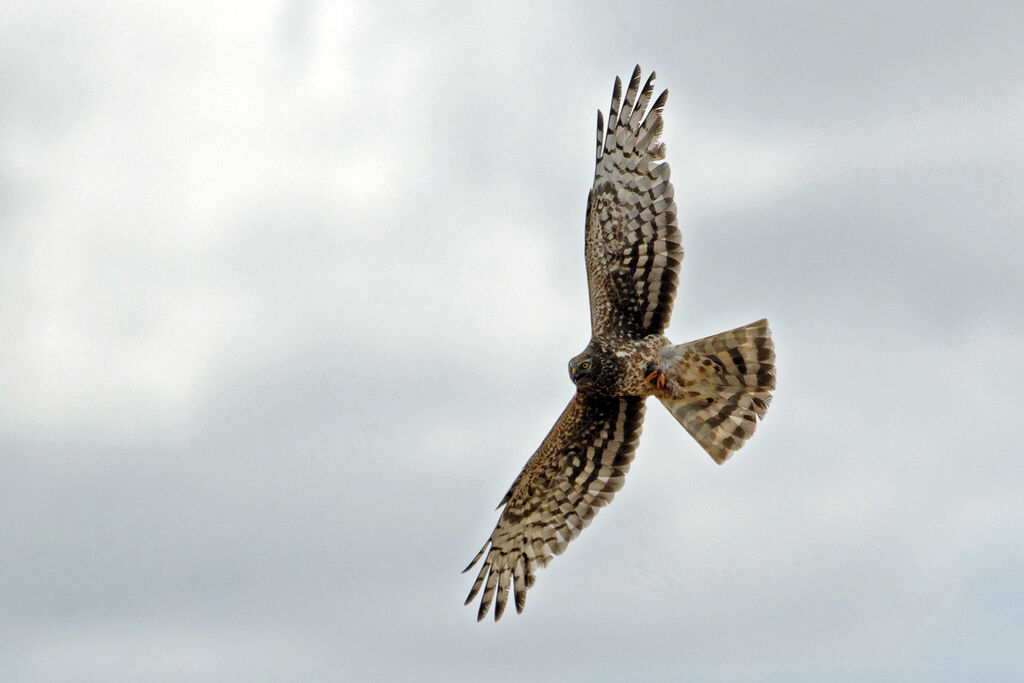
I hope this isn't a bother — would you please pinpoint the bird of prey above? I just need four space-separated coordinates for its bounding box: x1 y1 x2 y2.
464 66 776 621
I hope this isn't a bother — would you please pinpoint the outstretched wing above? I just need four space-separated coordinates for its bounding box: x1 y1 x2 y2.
586 66 683 341
463 395 645 621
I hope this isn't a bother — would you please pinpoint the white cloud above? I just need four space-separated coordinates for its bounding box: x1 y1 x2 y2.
2 2 1023 682
674 125 805 212
18 623 327 682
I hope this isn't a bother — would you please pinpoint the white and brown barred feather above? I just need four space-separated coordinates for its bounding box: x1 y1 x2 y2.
659 319 776 464
463 396 645 621
586 66 683 341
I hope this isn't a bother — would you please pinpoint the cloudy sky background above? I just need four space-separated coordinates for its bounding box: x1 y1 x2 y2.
2 1 1023 680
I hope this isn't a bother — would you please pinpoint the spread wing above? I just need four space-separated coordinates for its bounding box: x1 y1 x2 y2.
463 396 645 621
585 66 683 341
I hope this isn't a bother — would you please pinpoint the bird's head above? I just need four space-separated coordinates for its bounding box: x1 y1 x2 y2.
568 344 617 395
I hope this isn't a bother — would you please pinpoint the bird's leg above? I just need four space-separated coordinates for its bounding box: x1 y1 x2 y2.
644 362 668 391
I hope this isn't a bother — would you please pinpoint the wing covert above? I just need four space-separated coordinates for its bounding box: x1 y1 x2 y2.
585 66 683 340
463 395 645 621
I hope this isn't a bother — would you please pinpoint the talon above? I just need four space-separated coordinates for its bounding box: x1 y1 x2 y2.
644 368 667 390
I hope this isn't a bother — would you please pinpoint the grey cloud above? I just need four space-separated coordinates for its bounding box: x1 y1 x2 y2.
2 2 1023 681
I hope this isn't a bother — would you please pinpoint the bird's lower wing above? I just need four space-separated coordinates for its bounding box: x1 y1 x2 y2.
463 395 646 621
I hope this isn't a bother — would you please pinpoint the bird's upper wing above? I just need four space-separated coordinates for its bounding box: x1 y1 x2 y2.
463 395 645 621
585 66 683 341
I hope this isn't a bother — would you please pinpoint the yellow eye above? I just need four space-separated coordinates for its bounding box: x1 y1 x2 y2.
580 360 591 370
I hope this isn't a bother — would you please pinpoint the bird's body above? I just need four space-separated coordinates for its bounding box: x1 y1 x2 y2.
465 67 776 621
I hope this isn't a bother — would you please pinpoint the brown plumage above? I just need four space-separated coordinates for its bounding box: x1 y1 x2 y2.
464 66 776 621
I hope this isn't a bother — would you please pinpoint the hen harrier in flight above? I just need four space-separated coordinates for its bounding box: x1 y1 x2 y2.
464 66 776 621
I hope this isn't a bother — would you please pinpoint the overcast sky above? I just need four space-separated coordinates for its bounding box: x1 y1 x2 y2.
2 1 1023 681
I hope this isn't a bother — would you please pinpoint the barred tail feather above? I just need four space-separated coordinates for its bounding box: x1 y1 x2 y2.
658 319 776 464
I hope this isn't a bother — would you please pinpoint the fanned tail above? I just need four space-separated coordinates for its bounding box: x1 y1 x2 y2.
658 319 775 464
